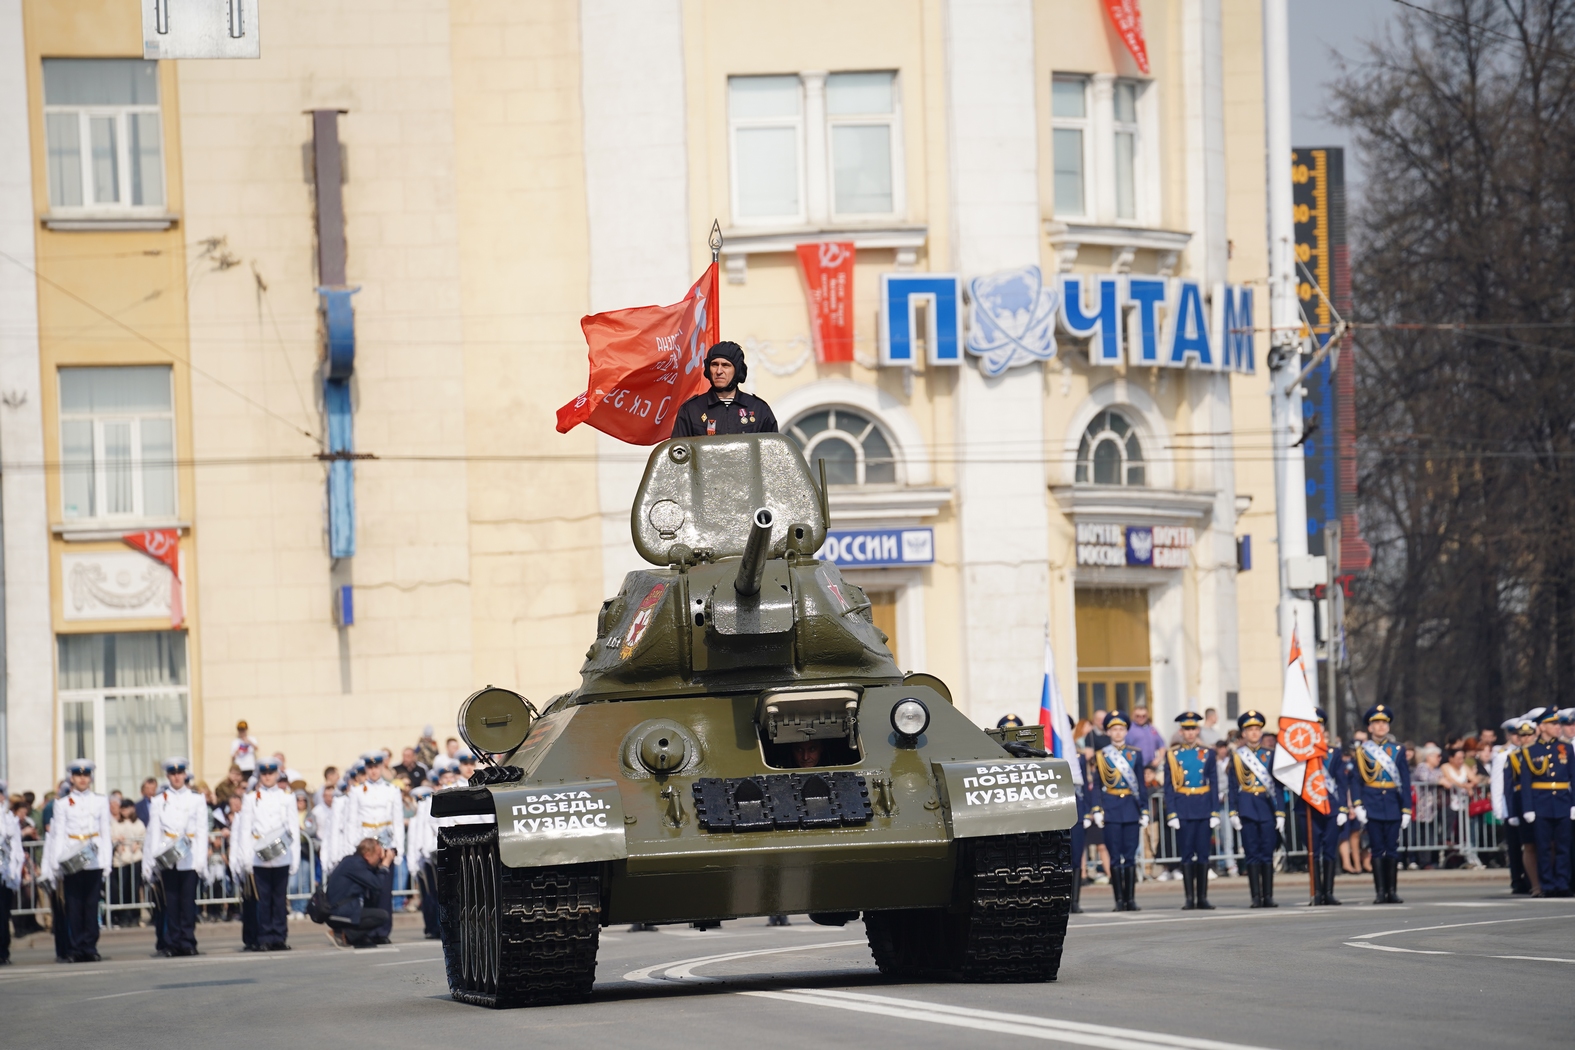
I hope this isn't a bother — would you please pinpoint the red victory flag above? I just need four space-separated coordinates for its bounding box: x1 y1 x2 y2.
556 263 720 445
1101 0 1150 74
1271 627 1331 813
123 528 184 628
795 241 855 362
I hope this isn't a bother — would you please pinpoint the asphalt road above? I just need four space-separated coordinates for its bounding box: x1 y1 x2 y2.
2 874 1568 1049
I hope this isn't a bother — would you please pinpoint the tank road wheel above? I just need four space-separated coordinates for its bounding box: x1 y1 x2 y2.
864 830 1072 984
435 827 602 1008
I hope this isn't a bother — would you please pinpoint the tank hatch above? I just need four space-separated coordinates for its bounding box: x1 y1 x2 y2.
632 435 827 566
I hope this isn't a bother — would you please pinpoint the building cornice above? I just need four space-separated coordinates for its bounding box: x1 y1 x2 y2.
829 485 952 527
1050 485 1215 528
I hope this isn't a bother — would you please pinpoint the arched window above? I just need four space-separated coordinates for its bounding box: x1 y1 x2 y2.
786 407 897 485
1075 409 1145 486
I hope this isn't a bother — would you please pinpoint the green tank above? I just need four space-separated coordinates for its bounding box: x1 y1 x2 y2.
432 434 1076 1008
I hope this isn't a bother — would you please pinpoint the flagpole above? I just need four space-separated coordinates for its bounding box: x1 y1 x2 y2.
1306 801 1315 901
710 219 722 264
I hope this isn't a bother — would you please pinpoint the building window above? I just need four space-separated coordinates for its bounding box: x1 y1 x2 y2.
58 631 189 796
730 75 805 223
1076 409 1146 486
43 58 164 212
787 407 897 486
59 365 177 521
729 70 903 227
1113 79 1141 221
1051 75 1089 218
827 72 897 218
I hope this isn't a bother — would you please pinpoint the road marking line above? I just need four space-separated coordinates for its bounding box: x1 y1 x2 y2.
373 957 444 967
1354 913 1575 941
1345 941 1453 955
1488 954 1575 964
79 989 156 1001
624 939 865 984
743 989 1277 1050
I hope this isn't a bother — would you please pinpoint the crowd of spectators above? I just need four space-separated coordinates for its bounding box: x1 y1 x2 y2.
1069 705 1507 884
5 723 474 931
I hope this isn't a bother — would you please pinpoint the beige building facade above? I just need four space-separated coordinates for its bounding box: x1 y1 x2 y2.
1 0 1285 794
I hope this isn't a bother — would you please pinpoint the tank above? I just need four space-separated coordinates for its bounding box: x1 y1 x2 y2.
431 434 1076 1008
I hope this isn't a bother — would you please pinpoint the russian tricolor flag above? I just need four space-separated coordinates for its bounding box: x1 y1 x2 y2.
1039 635 1082 785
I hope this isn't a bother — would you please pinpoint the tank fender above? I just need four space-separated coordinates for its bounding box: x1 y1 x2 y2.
932 758 1078 838
493 778 629 868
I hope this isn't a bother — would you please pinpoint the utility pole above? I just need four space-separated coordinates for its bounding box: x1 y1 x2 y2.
1263 0 1319 704
1325 520 1341 739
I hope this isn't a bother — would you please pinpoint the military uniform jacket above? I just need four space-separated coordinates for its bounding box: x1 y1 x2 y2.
141 785 210 881
1091 745 1148 824
235 785 300 874
1227 743 1285 823
1163 744 1219 820
43 789 113 880
670 389 778 438
1355 737 1413 820
406 795 438 871
1516 739 1572 817
1 807 23 890
341 779 405 856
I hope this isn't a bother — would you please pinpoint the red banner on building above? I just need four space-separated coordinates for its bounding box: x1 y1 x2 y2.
1101 0 1150 74
556 263 720 445
123 528 183 627
795 241 855 363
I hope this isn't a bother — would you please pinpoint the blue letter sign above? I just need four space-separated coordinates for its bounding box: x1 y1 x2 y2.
879 274 962 366
1060 274 1123 365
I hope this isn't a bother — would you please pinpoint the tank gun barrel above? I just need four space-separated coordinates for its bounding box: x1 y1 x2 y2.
735 507 774 596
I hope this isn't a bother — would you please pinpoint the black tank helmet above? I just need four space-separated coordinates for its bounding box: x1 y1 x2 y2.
704 340 747 385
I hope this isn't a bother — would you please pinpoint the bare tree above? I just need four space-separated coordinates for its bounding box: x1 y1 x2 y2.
1333 0 1575 739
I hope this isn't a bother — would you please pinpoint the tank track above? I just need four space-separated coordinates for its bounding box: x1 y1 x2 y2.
435 826 602 1008
865 830 1072 983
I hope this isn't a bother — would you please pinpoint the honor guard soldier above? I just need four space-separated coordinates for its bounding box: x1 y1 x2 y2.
142 758 210 956
341 752 404 943
236 757 300 950
1227 711 1285 907
1505 715 1542 895
1490 716 1532 895
670 341 779 439
406 786 440 938
1353 704 1413 904
0 778 22 965
1164 711 1220 910
43 760 113 962
1292 708 1348 906
1071 751 1091 914
1090 711 1151 911
1515 708 1572 896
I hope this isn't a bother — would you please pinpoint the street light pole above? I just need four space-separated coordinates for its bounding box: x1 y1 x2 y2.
1263 0 1318 704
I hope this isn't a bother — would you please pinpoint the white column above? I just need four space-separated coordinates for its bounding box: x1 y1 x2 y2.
1183 0 1240 714
944 0 1050 729
1089 74 1116 224
0 0 52 790
580 0 692 597
802 70 829 226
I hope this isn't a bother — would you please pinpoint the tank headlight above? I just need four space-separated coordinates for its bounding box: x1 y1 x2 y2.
891 698 930 740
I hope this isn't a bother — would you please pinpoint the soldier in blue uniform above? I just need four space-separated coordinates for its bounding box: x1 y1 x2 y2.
1164 711 1219 910
1227 710 1285 908
1353 703 1413 904
1071 751 1092 914
1090 710 1151 911
1505 715 1541 895
1514 708 1572 896
1291 707 1348 906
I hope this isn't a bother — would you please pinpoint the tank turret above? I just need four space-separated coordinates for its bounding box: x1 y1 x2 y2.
572 434 901 701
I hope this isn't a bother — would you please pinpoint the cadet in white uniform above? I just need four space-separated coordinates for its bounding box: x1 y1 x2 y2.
0 778 23 964
405 786 439 939
43 760 113 962
340 753 404 943
235 756 300 950
141 758 210 956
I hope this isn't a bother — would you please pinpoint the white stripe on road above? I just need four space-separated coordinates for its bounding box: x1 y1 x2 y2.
624 939 865 984
1354 913 1575 941
79 989 156 1001
1488 954 1575 964
1346 942 1452 955
742 989 1276 1050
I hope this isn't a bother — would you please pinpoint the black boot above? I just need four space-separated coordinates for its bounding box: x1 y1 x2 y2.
1386 856 1404 904
1308 857 1323 905
1372 860 1387 904
1180 865 1197 910
1247 864 1263 908
1070 873 1083 914
1125 868 1141 911
1193 864 1216 910
1112 868 1125 912
1261 864 1279 908
1320 858 1342 905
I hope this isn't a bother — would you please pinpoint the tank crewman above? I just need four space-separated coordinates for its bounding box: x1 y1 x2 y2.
1353 704 1413 905
1227 710 1285 908
141 758 210 957
1090 711 1151 912
1515 708 1572 897
42 760 113 963
236 757 300 950
342 752 404 944
670 341 778 439
1291 708 1348 906
1163 711 1220 911
1 778 22 965
405 786 441 939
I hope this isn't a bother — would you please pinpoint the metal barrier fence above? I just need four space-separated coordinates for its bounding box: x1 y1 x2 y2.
1085 782 1507 880
9 835 416 929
